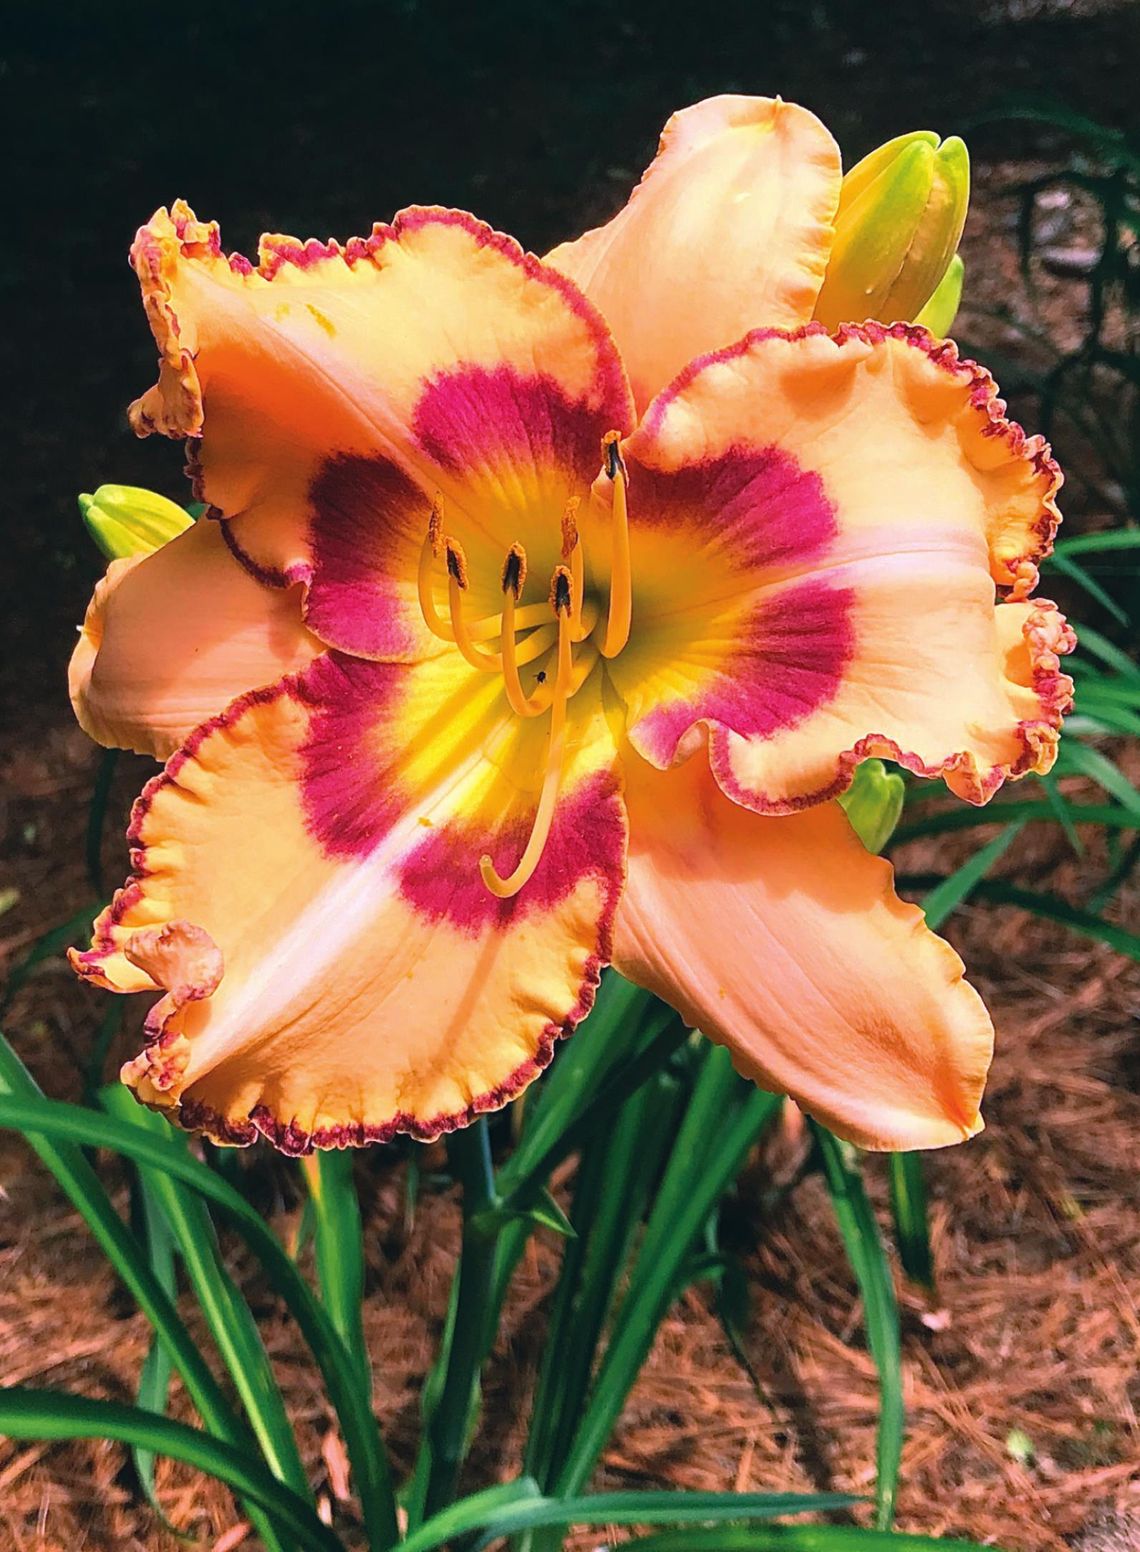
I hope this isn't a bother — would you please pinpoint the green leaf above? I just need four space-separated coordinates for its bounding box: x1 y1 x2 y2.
620 1529 996 1551
132 1175 186 1536
1055 741 1140 820
84 749 119 896
0 1033 289 1552
1053 528 1140 557
101 1087 309 1498
962 881 1140 961
1045 550 1129 625
402 1486 860 1552
921 821 1026 931
0 903 103 1017
0 1086 399 1552
303 1149 371 1411
555 1050 782 1498
1072 625 1140 682
892 799 1137 844
812 1127 903 1531
0 1387 344 1552
887 1154 934 1293
473 1184 577 1239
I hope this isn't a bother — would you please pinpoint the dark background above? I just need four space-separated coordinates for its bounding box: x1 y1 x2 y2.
3 0 1138 730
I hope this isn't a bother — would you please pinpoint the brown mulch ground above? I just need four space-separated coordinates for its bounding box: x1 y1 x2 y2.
3 50 1140 1552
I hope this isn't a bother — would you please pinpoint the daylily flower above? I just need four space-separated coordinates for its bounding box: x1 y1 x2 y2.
69 95 1074 1155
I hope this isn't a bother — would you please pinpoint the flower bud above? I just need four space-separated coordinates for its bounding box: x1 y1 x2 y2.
838 759 905 855
814 131 969 331
914 252 964 338
79 484 194 560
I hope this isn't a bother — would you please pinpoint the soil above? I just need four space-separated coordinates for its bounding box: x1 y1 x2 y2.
2 2 1139 1550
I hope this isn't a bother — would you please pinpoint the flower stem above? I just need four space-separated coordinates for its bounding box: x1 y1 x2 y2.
421 1116 499 1517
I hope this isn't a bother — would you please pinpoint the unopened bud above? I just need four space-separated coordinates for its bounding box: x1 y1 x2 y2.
838 759 905 855
814 131 969 331
79 484 194 560
914 252 965 338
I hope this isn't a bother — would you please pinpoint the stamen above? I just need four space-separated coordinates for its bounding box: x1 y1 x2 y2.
501 547 552 716
480 599 575 898
561 497 587 640
446 536 501 670
417 529 455 642
599 431 632 659
502 542 527 600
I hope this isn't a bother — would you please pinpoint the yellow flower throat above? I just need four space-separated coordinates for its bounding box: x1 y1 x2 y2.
415 432 632 899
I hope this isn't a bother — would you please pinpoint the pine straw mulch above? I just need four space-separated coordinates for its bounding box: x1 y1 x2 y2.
0 726 1138 1552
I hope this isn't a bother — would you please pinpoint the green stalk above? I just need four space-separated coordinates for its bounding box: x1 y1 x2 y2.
420 1116 499 1517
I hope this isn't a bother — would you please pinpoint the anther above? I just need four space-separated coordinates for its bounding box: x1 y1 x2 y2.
445 536 469 589
550 564 574 617
599 431 632 659
428 492 444 556
501 542 527 601
560 497 580 559
446 536 500 670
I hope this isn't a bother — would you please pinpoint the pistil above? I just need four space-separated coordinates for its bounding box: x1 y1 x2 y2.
480 567 575 898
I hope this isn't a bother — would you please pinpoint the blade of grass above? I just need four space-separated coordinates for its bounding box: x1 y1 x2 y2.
1072 624 1140 681
921 821 1026 931
0 1034 289 1552
1056 740 1140 819
554 1050 782 1498
1036 772 1085 857
812 1126 903 1531
84 748 119 895
0 1388 344 1552
525 1065 686 1490
402 1487 860 1552
1045 549 1129 625
0 1087 399 1552
101 1086 309 1497
621 1529 995 1552
886 1154 934 1294
302 1149 371 1407
0 903 102 1017
892 799 1136 844
132 1172 183 1534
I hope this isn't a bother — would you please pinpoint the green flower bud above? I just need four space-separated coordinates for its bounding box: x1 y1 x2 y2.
79 484 194 560
838 759 905 855
815 130 969 331
914 252 965 338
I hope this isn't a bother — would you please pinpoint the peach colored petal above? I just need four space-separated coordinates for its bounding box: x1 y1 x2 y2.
128 202 632 659
546 96 841 412
614 752 993 1151
609 322 1071 811
69 517 321 759
73 650 625 1152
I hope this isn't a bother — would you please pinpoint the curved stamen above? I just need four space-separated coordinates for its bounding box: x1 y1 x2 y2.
417 526 455 642
501 543 552 716
599 431 632 659
480 577 575 898
446 536 502 670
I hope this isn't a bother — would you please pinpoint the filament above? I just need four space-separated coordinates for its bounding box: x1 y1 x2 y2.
599 432 632 658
